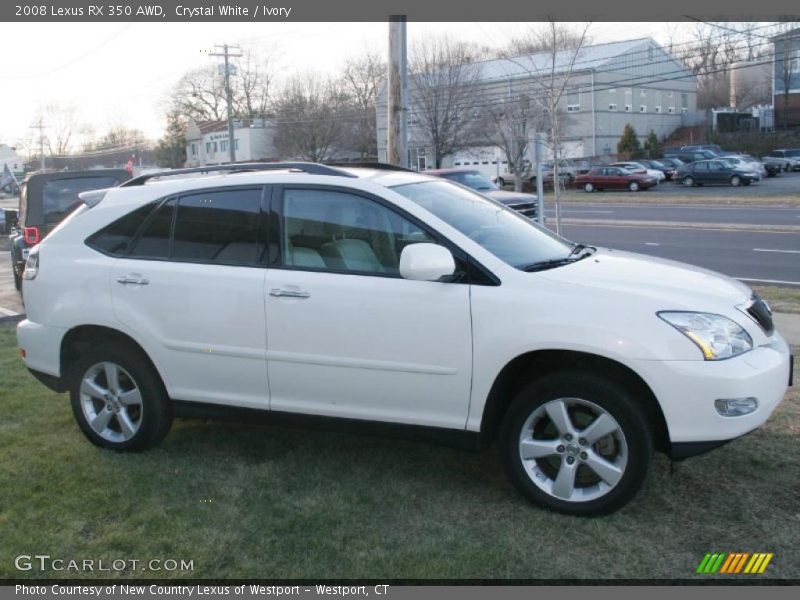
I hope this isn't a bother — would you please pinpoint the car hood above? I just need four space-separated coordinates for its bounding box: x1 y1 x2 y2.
534 248 752 308
484 190 537 205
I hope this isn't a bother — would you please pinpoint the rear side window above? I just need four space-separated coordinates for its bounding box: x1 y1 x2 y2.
129 199 176 258
172 189 262 264
87 203 155 256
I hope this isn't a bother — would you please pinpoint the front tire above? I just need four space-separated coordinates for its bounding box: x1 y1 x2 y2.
730 175 742 187
628 181 640 192
584 182 595 193
69 343 172 451
500 371 653 516
496 177 505 187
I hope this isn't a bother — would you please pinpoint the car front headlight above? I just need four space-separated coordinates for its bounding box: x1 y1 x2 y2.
658 312 753 360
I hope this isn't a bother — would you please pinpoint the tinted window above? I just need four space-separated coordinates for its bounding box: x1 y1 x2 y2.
440 171 497 191
88 203 155 255
129 199 175 258
172 189 262 264
694 162 708 172
42 176 121 224
282 189 435 275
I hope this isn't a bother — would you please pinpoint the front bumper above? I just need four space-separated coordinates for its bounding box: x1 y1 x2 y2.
634 335 792 447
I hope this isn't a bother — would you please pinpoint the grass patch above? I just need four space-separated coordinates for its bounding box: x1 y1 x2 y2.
1 324 798 580
752 286 800 314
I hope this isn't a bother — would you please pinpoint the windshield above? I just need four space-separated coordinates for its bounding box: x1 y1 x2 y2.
785 150 800 157
390 180 577 270
440 171 497 191
42 176 121 224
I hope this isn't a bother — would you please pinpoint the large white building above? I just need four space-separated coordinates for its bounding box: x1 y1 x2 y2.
377 37 702 169
184 118 279 167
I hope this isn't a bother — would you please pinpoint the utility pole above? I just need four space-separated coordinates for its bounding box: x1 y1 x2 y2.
387 16 408 168
210 43 242 163
30 118 46 170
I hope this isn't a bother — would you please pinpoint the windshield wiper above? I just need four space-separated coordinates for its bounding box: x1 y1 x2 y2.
519 245 596 272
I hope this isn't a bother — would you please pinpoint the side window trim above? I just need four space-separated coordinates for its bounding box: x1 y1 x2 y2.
271 184 498 286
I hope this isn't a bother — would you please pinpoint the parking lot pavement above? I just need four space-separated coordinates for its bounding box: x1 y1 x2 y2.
0 251 24 317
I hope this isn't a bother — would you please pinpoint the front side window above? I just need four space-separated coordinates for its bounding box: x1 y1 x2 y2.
391 180 573 271
281 189 435 276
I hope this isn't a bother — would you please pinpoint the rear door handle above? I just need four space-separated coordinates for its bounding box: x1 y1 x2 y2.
117 275 149 286
269 288 310 299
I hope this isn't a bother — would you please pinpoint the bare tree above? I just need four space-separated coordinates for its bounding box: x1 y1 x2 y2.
41 104 78 156
169 65 228 123
233 48 275 118
505 21 591 234
478 87 547 192
502 26 591 58
408 36 483 168
273 73 347 162
773 20 800 129
340 51 384 159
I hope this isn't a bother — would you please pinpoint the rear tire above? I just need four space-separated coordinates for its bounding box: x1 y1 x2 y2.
13 265 22 291
69 343 172 451
683 176 694 187
500 370 653 516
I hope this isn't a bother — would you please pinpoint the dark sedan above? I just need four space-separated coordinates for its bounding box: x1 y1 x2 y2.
639 159 677 181
426 168 539 219
573 167 658 192
675 159 760 187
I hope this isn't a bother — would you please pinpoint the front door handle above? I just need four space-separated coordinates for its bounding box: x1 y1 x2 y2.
117 275 149 286
269 288 310 299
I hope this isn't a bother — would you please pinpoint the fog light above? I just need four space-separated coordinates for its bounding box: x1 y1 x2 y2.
714 397 758 417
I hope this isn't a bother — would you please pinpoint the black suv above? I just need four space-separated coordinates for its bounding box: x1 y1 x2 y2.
675 159 760 187
9 170 129 289
663 149 719 164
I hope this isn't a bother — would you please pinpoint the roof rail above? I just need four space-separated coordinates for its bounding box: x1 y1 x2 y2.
324 161 414 172
119 162 357 187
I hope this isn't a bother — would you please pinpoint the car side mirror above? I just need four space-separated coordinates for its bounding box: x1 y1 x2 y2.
399 243 456 282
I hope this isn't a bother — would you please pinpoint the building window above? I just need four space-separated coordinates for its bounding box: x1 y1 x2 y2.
668 106 675 114
640 105 647 112
609 103 617 111
220 140 228 152
624 88 632 112
654 106 661 113
191 144 197 156
205 142 211 153
681 93 688 113
566 88 580 112
654 91 661 113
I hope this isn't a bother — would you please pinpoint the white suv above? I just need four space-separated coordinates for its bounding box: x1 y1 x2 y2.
17 163 792 515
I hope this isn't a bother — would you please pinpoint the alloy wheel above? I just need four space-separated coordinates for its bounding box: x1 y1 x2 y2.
517 398 628 502
79 361 143 443
584 183 594 192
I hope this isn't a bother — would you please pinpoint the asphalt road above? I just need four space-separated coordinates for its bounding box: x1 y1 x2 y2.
545 203 800 227
558 223 800 286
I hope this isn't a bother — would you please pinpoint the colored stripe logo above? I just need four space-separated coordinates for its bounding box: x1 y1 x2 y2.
696 552 773 574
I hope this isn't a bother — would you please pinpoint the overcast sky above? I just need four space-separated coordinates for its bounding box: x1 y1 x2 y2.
0 21 683 150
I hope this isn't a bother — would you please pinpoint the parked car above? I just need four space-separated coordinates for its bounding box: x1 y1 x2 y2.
657 157 686 171
638 159 677 181
718 155 767 178
9 170 129 290
609 162 666 182
761 156 786 176
680 144 723 154
17 162 791 516
427 168 539 220
675 159 760 187
764 149 800 172
574 166 658 192
663 149 719 164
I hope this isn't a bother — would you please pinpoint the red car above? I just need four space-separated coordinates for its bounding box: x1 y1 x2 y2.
574 166 658 192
